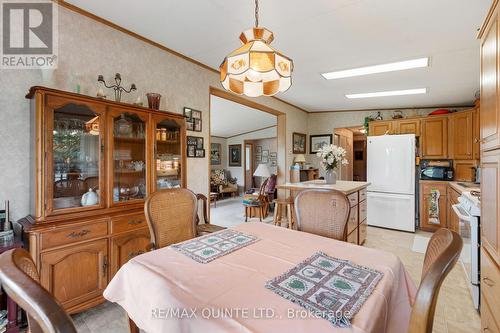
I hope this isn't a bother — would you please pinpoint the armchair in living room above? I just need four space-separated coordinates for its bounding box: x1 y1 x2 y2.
210 169 238 198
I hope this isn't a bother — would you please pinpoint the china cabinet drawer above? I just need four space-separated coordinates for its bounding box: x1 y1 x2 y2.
359 200 367 222
111 214 147 234
482 297 500 333
41 220 108 250
347 229 358 244
347 208 358 234
481 248 500 322
347 192 358 207
359 220 367 245
359 188 367 202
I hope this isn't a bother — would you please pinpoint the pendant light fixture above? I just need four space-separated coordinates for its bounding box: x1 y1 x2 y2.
219 0 293 97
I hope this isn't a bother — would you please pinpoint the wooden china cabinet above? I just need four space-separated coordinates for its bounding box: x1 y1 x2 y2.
19 87 186 314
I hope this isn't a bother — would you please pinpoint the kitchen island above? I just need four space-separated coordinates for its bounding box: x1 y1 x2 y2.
276 180 370 245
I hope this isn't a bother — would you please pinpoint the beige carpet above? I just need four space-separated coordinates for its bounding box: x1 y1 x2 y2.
209 196 275 228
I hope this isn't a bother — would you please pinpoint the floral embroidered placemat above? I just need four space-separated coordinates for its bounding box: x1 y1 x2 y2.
266 252 383 327
170 229 259 264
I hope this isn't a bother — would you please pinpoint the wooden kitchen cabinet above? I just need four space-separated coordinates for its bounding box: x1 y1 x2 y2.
421 116 448 159
473 106 481 159
479 3 500 330
396 118 421 136
419 181 448 231
369 121 394 136
110 228 151 276
453 160 478 182
480 8 500 152
481 149 500 265
446 185 461 233
40 239 108 313
449 110 474 159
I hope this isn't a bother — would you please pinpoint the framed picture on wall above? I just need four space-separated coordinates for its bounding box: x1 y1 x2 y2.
192 110 202 120
184 107 202 132
292 132 306 154
262 156 269 164
195 149 205 158
196 137 204 149
211 143 221 165
194 119 202 132
187 145 196 157
183 107 193 120
229 144 242 166
256 146 262 154
270 152 277 158
310 134 332 154
255 154 261 162
262 150 269 158
187 136 204 158
187 136 197 146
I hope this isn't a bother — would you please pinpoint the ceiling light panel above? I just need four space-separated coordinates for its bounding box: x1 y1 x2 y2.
345 88 427 99
322 58 429 80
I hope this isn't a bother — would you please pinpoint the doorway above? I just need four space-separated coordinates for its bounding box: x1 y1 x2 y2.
244 142 254 191
208 87 285 228
334 126 367 181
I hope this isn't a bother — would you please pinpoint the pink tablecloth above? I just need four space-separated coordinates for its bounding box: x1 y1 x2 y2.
104 223 416 333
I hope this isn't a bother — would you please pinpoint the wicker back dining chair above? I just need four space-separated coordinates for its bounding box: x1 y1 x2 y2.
195 193 226 235
0 248 77 333
144 188 198 249
294 189 351 240
409 228 463 333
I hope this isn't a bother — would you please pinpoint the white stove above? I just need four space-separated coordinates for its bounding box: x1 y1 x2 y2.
452 190 481 310
461 192 481 216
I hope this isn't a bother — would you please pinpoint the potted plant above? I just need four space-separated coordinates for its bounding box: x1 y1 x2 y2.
317 144 348 184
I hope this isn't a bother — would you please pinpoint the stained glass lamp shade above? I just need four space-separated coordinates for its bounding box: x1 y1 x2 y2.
220 27 293 97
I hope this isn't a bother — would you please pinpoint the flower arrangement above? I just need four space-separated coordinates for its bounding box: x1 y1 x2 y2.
316 144 348 171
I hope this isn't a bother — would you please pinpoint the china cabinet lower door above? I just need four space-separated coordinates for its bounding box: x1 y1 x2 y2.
110 229 151 276
40 239 108 313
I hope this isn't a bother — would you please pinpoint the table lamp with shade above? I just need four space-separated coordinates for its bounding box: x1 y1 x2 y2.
253 163 271 189
294 154 306 169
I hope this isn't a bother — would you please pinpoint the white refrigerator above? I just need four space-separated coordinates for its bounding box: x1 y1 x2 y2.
367 134 416 232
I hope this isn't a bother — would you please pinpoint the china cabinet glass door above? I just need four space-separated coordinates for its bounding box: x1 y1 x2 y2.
153 117 184 190
111 111 148 204
49 101 105 212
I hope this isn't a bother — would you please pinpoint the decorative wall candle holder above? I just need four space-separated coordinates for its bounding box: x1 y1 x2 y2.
97 73 136 102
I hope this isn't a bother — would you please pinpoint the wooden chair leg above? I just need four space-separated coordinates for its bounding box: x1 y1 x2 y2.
273 202 279 225
259 206 262 222
128 315 139 333
245 207 248 222
277 204 283 227
287 204 293 229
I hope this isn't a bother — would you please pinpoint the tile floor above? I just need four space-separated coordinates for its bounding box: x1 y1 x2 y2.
72 198 480 333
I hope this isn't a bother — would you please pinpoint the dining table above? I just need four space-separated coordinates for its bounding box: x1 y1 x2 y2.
104 222 416 333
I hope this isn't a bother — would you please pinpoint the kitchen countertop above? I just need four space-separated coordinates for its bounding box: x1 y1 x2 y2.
449 181 480 194
276 180 370 195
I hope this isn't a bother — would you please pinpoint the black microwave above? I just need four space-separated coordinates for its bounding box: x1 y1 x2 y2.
420 166 454 180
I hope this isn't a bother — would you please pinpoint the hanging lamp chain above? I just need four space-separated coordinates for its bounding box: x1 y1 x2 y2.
255 0 259 27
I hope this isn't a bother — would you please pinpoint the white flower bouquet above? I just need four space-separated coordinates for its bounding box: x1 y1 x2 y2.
316 144 348 171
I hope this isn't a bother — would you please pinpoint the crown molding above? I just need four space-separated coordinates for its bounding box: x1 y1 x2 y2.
308 104 475 114
211 125 277 139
